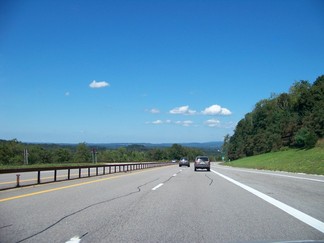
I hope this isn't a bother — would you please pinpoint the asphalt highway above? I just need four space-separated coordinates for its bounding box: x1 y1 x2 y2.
0 163 323 242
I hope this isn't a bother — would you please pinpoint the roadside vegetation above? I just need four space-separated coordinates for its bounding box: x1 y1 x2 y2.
0 140 211 169
222 75 324 175
223 75 324 161
225 140 324 175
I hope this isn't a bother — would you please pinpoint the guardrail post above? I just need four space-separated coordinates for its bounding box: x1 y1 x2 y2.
54 170 57 182
37 171 41 184
88 167 90 177
68 169 70 180
16 174 20 187
103 166 106 175
79 168 81 178
96 167 98 176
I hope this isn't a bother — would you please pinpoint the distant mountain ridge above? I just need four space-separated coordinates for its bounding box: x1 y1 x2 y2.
18 140 223 150
89 141 223 149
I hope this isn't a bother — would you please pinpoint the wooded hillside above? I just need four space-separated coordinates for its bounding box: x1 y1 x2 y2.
224 75 324 161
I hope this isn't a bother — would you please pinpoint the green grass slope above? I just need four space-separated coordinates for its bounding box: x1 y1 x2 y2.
225 146 324 175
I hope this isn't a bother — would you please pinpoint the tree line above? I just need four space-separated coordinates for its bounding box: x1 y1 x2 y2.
0 140 207 165
223 75 324 161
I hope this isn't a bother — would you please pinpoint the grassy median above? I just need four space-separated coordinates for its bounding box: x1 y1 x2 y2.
225 143 324 175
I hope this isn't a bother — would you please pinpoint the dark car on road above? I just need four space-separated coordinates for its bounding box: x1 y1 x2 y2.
194 156 210 171
179 157 190 167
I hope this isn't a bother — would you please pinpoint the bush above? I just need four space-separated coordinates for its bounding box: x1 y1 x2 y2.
316 139 324 149
294 128 317 148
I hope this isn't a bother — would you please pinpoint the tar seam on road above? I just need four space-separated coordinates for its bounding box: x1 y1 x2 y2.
205 174 213 186
15 178 159 243
211 169 324 234
0 224 12 229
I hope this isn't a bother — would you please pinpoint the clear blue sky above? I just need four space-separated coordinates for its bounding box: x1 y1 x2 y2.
1 0 323 144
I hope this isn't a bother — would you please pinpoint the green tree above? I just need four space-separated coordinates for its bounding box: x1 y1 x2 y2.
53 148 72 163
0 139 24 165
74 143 91 163
308 75 324 137
148 148 165 161
294 127 317 148
168 144 186 160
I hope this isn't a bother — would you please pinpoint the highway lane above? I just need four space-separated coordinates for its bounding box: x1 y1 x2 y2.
0 163 323 242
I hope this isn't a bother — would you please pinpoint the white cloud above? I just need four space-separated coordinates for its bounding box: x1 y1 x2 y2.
146 119 193 126
148 108 160 114
204 119 221 127
65 91 70 96
89 80 110 89
201 104 232 115
169 105 196 115
175 120 193 127
152 120 163 124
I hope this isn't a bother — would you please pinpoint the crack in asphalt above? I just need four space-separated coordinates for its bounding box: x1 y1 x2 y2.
79 232 88 239
161 170 181 184
0 224 12 229
205 174 213 186
16 178 159 243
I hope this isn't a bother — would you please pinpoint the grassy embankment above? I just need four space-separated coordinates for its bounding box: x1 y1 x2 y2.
225 142 324 175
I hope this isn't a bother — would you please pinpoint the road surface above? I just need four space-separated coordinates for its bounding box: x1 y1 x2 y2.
0 163 323 242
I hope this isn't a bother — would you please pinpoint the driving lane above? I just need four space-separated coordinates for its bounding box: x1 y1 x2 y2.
0 163 323 242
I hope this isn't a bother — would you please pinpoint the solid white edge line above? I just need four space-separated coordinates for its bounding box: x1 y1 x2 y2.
152 183 164 191
211 169 324 234
215 166 324 183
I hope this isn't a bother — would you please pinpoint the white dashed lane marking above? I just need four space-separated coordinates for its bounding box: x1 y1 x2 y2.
152 183 164 191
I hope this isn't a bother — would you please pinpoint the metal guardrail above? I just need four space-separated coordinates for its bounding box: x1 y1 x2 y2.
0 162 172 189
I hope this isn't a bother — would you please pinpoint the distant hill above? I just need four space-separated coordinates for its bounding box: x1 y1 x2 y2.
4 140 223 150
89 141 223 150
